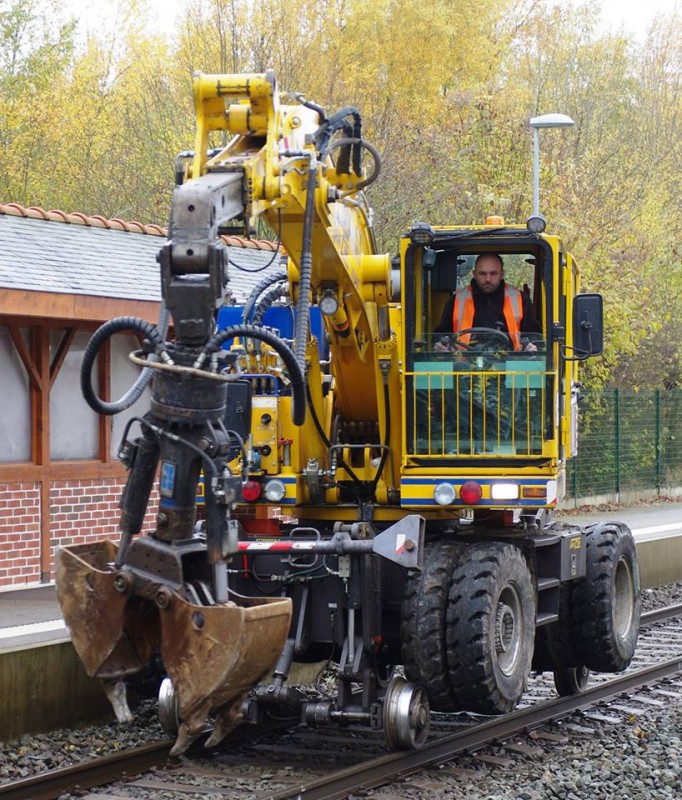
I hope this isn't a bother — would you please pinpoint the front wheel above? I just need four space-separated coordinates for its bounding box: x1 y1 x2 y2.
446 543 535 714
401 541 462 710
382 677 430 750
158 676 179 735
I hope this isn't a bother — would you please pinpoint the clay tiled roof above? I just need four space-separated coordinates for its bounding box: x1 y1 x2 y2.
0 203 283 308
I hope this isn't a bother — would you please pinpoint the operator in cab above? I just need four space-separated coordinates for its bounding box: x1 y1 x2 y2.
435 253 540 352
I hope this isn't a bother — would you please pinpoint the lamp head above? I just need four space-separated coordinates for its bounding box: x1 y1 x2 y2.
530 113 575 130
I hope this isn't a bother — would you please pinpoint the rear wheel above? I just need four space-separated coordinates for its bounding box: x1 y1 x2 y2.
553 665 590 696
446 543 535 714
569 523 640 672
401 541 462 710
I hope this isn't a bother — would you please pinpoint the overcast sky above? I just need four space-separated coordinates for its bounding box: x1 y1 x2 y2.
593 0 679 35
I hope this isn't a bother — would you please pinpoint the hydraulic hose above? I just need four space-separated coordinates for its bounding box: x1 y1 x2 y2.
252 282 289 327
291 92 327 124
293 154 317 372
81 315 166 415
305 387 365 496
327 138 382 190
369 380 391 495
199 324 307 426
314 107 361 159
242 269 289 323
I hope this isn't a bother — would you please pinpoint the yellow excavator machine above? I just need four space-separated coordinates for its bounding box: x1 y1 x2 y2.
57 72 640 754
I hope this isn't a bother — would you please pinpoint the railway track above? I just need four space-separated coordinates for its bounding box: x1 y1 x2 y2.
3 604 682 800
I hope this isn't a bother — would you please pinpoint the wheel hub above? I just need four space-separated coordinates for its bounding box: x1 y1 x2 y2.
614 555 635 638
494 585 524 676
495 603 516 654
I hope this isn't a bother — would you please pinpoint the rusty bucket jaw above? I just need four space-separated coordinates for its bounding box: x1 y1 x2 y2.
158 591 292 755
55 541 292 755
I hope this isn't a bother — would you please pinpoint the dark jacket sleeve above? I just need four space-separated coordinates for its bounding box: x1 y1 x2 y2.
435 295 456 333
520 292 541 333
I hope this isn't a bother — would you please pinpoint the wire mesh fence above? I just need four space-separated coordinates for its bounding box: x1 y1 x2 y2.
566 389 682 503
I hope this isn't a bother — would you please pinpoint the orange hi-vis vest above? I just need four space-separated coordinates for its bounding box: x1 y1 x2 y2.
452 284 523 351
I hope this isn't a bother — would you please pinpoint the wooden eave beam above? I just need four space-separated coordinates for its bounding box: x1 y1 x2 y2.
0 289 161 324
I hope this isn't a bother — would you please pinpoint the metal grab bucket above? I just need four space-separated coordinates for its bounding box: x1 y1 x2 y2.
55 541 292 753
56 541 159 679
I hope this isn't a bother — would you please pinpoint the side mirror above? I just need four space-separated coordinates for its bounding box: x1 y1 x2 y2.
572 293 603 357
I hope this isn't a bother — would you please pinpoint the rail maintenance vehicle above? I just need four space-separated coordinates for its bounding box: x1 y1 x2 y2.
56 71 640 755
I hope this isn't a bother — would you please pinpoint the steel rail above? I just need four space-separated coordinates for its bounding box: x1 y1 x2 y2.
641 602 682 625
0 717 295 800
259 657 682 800
0 740 171 800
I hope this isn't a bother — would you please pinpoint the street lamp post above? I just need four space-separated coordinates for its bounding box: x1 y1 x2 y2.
529 113 575 216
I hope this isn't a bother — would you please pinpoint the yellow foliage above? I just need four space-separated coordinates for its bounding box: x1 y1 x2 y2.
1 0 681 386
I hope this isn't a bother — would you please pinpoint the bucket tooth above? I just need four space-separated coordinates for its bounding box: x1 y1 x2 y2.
170 722 206 757
204 696 245 749
103 679 134 723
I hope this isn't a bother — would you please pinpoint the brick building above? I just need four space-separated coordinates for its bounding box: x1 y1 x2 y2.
0 204 281 589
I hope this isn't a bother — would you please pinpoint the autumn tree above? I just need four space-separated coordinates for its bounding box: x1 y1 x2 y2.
1 0 681 388
0 0 76 203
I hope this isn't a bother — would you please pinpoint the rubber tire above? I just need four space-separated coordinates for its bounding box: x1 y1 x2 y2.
553 665 590 696
533 580 580 672
569 522 641 672
401 541 462 711
446 543 535 715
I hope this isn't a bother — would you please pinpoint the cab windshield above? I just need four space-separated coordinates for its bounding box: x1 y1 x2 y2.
404 242 553 461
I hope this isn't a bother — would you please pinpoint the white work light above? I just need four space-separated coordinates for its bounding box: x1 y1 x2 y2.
264 479 287 502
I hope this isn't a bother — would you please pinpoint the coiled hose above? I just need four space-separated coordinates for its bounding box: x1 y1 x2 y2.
80 314 167 415
252 282 290 327
242 270 289 323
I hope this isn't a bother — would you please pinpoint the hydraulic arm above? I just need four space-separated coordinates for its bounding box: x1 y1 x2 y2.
56 71 418 755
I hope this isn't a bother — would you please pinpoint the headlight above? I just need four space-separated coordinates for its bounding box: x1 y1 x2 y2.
264 479 286 502
526 214 546 234
409 222 435 246
434 482 456 506
491 483 520 500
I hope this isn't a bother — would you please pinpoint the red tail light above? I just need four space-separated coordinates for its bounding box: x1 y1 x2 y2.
460 481 483 505
242 480 262 502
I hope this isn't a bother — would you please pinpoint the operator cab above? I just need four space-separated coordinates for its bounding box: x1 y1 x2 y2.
401 225 556 463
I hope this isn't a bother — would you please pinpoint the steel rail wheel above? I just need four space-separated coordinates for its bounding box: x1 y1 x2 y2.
382 676 430 750
158 677 180 735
